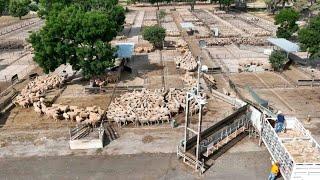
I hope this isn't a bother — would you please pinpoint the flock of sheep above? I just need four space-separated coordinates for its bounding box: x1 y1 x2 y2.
13 74 66 107
206 37 267 46
13 74 104 126
13 73 206 127
175 39 189 53
34 100 104 126
107 88 203 127
135 45 154 53
174 51 198 71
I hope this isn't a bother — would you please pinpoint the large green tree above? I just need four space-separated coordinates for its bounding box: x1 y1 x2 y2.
221 0 233 10
148 0 171 10
143 25 166 48
275 8 300 39
29 1 125 79
9 0 31 19
265 0 276 13
298 15 320 59
269 50 288 71
0 0 8 16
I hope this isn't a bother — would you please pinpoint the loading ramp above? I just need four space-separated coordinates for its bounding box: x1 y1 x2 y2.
177 89 320 179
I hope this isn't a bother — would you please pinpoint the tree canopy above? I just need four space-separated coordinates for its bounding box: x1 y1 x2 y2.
9 0 31 19
298 15 320 59
269 50 288 71
142 25 166 49
29 0 125 79
147 0 172 10
275 8 300 39
0 0 8 16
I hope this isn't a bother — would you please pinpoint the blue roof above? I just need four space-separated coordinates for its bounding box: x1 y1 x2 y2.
180 22 195 29
116 43 134 58
267 38 300 53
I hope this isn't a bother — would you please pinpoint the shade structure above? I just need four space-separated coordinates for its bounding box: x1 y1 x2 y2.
180 22 195 29
116 43 135 59
267 38 300 53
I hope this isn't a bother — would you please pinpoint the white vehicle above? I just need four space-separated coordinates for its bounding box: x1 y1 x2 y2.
250 107 320 180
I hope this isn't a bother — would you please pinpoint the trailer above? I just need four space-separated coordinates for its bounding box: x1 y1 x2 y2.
249 103 320 180
177 90 320 179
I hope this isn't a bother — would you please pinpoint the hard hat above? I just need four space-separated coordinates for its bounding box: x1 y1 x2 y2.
277 110 282 114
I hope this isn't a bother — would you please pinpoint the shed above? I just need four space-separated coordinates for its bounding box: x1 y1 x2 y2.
267 38 300 53
115 43 135 59
180 22 195 30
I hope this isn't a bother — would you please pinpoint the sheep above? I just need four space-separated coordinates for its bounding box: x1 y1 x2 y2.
63 113 70 120
75 116 83 124
13 74 66 108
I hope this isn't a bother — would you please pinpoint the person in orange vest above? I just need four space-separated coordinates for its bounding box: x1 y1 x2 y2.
268 161 280 180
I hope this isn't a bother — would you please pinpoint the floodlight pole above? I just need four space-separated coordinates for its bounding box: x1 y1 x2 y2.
184 92 191 154
197 56 201 95
195 100 203 170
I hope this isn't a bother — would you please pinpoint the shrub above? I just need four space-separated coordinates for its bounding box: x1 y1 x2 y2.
142 25 166 49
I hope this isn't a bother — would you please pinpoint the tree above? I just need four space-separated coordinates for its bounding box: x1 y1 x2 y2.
190 0 196 11
0 0 8 16
275 8 300 39
293 0 309 13
264 0 276 13
269 50 288 71
9 0 31 19
221 0 233 10
298 15 320 59
29 2 39 12
310 1 320 12
142 25 166 49
293 0 311 18
159 9 166 21
148 0 171 10
28 1 124 79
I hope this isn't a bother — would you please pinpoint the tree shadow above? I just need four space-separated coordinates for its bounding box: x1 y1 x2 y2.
127 27 142 38
120 54 165 84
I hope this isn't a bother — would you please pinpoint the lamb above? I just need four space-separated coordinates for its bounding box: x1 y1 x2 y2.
67 111 79 121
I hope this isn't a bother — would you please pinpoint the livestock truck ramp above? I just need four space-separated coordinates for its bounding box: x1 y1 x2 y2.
177 90 320 179
177 104 250 173
245 103 320 180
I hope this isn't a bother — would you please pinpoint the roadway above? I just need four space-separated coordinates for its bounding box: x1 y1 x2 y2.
0 150 273 180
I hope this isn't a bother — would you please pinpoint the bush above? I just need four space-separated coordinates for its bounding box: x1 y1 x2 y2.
142 25 166 49
9 0 31 19
269 50 288 71
159 9 166 20
275 8 300 39
298 15 320 59
29 2 38 12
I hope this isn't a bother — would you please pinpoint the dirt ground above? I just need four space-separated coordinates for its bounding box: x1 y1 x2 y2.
1 106 75 130
0 15 37 29
230 72 292 89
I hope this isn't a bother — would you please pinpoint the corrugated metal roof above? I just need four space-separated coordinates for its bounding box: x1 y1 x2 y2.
116 43 134 58
267 38 300 53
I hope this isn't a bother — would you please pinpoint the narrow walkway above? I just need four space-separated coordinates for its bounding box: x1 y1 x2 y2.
128 10 145 43
171 11 214 68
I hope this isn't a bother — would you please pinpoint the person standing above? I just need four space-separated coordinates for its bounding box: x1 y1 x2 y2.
268 161 280 180
275 111 285 133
